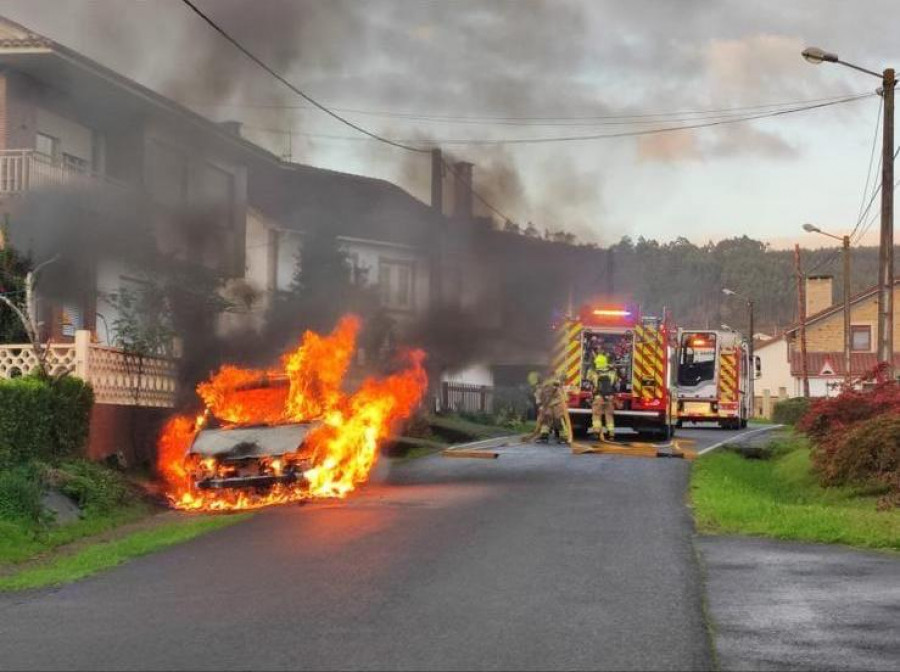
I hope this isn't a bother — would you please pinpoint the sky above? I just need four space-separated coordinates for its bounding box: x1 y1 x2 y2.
1 0 898 249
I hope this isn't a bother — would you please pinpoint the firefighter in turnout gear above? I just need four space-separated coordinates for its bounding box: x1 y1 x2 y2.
537 376 571 444
589 349 617 440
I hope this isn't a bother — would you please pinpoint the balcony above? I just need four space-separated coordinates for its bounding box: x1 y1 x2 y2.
0 149 123 195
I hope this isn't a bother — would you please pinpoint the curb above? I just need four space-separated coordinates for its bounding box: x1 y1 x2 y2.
697 424 784 456
441 434 523 459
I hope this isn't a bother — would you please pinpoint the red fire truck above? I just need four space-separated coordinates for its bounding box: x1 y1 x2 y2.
551 303 679 439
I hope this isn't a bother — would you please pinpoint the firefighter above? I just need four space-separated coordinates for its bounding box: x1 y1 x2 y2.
537 376 571 444
589 347 617 440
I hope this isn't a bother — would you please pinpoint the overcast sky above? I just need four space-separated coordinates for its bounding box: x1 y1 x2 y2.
1 0 898 248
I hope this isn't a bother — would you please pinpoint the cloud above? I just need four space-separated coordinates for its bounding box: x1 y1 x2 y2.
637 130 700 162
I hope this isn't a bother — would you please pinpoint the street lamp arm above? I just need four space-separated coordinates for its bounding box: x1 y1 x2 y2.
836 59 883 79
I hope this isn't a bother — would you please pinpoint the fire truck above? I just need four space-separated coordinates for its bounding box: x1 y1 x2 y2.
551 303 679 439
674 329 750 429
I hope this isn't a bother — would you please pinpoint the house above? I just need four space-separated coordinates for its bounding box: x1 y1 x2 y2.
243 160 444 332
755 275 900 408
0 15 275 345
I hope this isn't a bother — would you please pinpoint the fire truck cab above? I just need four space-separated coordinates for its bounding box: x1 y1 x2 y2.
552 303 678 439
675 329 750 429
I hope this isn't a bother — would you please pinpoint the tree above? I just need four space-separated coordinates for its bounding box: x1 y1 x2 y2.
0 223 29 344
265 224 389 363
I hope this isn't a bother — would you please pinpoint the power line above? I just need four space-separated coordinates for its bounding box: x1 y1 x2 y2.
178 0 429 154
241 95 874 148
854 97 882 237
428 95 873 146
185 92 873 126
440 158 514 223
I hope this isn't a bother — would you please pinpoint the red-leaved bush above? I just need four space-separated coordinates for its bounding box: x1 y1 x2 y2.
798 380 900 507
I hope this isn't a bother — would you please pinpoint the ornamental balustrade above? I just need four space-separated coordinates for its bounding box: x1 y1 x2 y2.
0 330 177 407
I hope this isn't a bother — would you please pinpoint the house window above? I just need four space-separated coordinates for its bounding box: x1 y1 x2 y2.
35 132 58 160
63 153 89 173
851 325 872 352
378 259 415 310
147 141 187 207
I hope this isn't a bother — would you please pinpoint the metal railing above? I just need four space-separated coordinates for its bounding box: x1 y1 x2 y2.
0 149 120 195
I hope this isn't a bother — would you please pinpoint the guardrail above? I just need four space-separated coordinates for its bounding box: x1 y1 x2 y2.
0 330 177 407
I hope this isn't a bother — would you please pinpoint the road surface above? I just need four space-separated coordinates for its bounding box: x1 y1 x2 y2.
0 427 748 671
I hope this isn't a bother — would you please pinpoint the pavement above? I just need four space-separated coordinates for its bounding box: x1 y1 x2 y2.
9 423 892 672
0 426 747 671
698 536 900 671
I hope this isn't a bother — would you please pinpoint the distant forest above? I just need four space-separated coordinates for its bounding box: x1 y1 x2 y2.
603 236 897 336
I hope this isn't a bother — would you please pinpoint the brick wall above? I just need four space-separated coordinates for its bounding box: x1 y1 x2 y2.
805 276 833 317
87 403 170 469
802 286 900 352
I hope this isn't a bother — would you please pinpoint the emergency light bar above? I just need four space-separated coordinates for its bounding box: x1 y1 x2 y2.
592 309 631 317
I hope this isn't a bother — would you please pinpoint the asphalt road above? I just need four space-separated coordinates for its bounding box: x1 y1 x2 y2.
0 427 752 671
699 536 900 671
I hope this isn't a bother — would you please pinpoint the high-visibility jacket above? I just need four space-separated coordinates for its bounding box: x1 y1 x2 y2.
591 354 617 397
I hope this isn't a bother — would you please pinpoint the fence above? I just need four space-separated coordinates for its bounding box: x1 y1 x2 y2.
441 382 493 413
439 382 534 419
0 330 178 407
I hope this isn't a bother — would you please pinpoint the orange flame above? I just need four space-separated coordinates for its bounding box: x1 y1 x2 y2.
157 316 427 511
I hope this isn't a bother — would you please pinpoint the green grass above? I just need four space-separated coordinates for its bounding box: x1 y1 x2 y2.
692 436 900 550
0 503 151 564
428 414 532 443
0 513 250 592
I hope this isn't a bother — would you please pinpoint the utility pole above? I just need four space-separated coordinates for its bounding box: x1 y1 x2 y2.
801 47 895 378
748 298 755 410
842 234 852 383
794 244 810 397
878 68 895 377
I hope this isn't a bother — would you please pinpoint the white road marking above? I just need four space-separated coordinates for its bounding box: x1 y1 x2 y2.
697 424 784 456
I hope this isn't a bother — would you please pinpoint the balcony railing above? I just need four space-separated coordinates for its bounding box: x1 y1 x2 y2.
0 149 122 195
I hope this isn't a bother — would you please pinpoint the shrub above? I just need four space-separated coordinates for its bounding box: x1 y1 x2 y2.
798 382 900 507
798 380 900 442
0 464 43 522
46 460 131 514
0 375 94 468
812 413 900 488
771 397 811 426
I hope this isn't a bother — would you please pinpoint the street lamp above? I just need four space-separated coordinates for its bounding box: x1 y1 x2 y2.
803 223 852 382
803 46 894 378
722 288 755 411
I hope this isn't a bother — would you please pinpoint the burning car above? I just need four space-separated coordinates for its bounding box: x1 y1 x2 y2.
158 316 428 511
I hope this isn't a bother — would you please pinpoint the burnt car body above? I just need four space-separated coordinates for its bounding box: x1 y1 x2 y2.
187 422 318 490
185 375 319 491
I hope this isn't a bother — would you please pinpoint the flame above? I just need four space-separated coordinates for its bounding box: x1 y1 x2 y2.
157 316 427 511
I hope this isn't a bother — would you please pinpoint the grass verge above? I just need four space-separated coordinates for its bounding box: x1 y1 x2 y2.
0 503 150 565
0 513 250 592
691 434 900 550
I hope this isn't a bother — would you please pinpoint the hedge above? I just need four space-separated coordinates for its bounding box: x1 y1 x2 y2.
0 375 94 468
772 397 811 426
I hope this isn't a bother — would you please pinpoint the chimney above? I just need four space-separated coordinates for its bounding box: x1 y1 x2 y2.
452 161 474 219
431 148 443 214
219 120 243 137
805 275 833 317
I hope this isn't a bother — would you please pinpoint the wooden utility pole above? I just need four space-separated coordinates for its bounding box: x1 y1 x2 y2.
842 234 851 383
794 244 810 397
878 68 895 377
